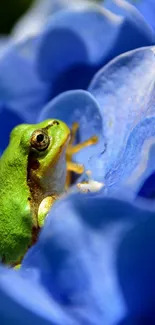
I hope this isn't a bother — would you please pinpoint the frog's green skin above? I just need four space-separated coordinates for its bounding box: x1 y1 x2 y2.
0 119 70 265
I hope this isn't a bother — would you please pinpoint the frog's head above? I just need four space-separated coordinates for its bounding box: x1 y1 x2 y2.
11 119 70 159
11 119 71 195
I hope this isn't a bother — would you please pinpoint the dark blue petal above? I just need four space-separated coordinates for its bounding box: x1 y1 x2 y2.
138 171 155 199
36 4 154 98
38 90 105 173
135 140 155 199
23 192 155 322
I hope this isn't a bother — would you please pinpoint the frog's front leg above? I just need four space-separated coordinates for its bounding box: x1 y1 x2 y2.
66 122 98 188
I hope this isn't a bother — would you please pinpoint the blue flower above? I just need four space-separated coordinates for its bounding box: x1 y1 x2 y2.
0 2 155 322
36 45 155 197
0 0 154 153
1 192 155 324
1 44 155 196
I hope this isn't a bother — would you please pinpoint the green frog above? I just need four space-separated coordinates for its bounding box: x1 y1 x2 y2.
0 119 98 266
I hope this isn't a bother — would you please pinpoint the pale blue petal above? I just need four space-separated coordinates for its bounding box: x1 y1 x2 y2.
89 46 155 177
38 90 105 173
104 117 155 191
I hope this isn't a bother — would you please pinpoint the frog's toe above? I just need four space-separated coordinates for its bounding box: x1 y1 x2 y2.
14 264 21 270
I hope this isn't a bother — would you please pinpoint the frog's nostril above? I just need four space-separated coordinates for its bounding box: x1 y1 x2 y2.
53 120 59 125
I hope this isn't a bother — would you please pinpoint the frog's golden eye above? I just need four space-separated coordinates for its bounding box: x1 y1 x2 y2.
31 129 50 151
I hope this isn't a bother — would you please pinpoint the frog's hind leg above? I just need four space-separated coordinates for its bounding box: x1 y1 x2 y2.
66 122 98 188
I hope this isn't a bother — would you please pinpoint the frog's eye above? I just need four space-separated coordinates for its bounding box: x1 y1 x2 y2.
31 129 50 151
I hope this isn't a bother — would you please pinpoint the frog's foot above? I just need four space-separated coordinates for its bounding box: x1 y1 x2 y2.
38 195 59 227
14 264 21 270
12 255 23 269
66 122 98 188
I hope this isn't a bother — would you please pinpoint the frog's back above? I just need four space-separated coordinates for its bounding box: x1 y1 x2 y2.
0 125 32 264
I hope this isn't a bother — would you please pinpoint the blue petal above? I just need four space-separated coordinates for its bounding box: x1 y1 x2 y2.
12 0 83 41
36 4 154 98
23 192 155 322
0 105 24 153
0 267 76 324
125 0 155 30
38 90 105 173
104 117 155 191
89 46 155 176
0 39 50 123
124 138 155 198
104 0 155 31
138 171 155 199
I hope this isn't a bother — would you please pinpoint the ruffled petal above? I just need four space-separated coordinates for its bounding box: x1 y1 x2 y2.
12 0 86 42
36 3 154 98
89 46 155 177
104 117 155 191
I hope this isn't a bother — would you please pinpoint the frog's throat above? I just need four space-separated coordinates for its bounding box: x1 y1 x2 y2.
27 135 70 228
